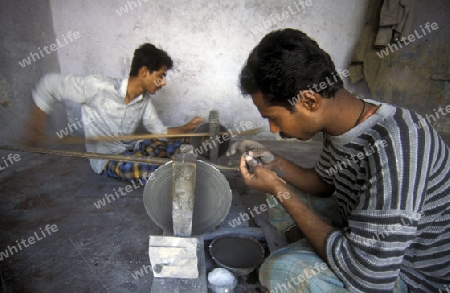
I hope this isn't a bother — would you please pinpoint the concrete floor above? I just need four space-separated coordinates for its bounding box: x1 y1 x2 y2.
1 136 449 292
0 140 324 293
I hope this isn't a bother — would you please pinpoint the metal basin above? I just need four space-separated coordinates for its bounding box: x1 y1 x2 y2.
209 234 265 276
143 160 232 236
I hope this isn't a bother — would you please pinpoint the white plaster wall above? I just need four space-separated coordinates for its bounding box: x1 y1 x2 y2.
50 0 369 134
0 0 62 144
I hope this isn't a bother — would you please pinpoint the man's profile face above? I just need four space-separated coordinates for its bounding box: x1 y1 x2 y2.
141 65 168 94
252 91 321 141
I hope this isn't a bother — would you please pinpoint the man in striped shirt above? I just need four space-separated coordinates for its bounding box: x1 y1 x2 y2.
233 29 450 292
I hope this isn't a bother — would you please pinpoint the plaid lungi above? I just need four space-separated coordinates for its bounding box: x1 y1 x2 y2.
103 138 187 185
259 238 409 293
259 188 409 292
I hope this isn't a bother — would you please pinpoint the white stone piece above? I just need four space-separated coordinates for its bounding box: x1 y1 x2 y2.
149 236 199 279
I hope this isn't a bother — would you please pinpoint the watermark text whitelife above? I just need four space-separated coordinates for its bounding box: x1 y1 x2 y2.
0 224 58 261
55 112 101 139
325 140 388 176
0 153 21 171
377 22 439 58
288 69 350 106
131 263 152 280
415 104 450 130
270 261 328 293
364 216 419 246
93 173 156 209
251 0 313 36
153 63 189 87
229 192 291 227
193 121 254 158
116 0 150 16
18 31 81 68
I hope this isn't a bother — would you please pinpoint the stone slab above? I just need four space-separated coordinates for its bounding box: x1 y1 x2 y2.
150 236 207 293
149 236 199 279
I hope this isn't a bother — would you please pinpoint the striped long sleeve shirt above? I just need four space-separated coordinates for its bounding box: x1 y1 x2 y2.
315 101 450 292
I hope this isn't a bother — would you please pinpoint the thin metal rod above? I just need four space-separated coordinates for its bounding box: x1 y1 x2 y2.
0 145 240 172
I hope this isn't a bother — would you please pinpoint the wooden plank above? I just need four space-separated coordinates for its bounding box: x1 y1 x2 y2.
208 110 220 163
172 146 197 237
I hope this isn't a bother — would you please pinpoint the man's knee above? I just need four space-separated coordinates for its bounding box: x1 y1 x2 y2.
259 247 340 292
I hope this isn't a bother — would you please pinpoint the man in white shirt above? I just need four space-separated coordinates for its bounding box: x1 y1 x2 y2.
27 43 203 183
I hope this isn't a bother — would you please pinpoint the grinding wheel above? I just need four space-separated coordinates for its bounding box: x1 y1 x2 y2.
143 160 232 236
191 123 230 159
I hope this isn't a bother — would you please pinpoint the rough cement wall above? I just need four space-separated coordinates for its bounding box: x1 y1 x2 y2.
367 0 450 136
49 0 369 136
2 1 447 142
0 0 62 144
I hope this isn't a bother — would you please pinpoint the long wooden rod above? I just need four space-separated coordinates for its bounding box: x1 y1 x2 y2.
0 145 240 172
57 127 263 144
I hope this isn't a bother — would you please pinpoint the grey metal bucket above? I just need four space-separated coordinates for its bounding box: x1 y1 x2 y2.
143 160 232 236
209 234 265 277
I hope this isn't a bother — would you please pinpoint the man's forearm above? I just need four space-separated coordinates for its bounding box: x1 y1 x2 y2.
167 117 204 135
167 126 188 135
273 183 336 259
240 156 336 260
277 158 334 197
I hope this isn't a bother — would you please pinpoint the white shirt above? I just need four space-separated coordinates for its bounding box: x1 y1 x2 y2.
32 73 168 173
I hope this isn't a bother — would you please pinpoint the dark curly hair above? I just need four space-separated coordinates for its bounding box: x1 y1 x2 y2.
129 43 173 77
240 28 343 111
